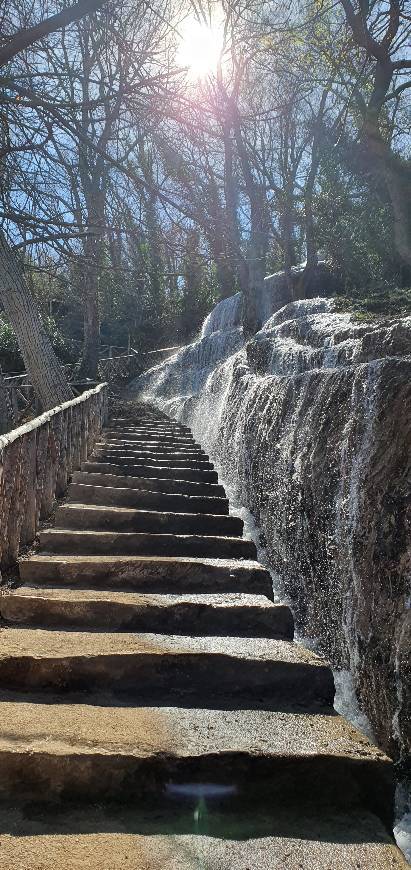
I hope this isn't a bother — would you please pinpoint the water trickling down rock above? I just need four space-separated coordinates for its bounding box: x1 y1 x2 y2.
132 291 411 764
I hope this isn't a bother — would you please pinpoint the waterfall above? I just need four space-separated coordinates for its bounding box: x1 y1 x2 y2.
200 293 242 338
130 292 411 772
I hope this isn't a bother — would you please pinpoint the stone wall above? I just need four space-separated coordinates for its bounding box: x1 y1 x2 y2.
0 382 108 570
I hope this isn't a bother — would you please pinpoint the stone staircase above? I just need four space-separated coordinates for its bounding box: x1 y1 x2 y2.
0 405 407 868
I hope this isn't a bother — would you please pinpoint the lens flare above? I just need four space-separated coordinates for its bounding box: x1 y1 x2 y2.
177 15 224 80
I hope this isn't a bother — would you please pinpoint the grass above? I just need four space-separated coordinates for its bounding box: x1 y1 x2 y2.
334 286 411 320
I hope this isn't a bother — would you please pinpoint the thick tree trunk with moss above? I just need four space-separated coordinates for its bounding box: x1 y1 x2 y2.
0 232 73 410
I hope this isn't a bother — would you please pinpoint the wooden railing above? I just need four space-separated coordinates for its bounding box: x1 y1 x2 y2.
0 382 108 571
3 352 141 427
3 373 95 425
99 350 141 382
146 345 183 364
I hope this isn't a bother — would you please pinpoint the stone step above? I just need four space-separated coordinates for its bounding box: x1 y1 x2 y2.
1 588 293 637
90 452 214 469
110 415 188 424
104 432 193 443
67 482 230 515
72 470 226 498
95 449 210 464
101 436 199 448
102 430 197 441
19 555 274 597
0 803 406 870
0 629 333 705
102 424 194 441
82 462 219 483
97 444 206 457
56 504 243 537
39 529 257 559
97 437 203 450
110 414 191 432
0 700 393 825
105 435 195 445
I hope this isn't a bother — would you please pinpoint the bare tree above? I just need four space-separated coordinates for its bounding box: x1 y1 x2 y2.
338 0 411 266
0 0 109 67
0 363 13 434
0 231 73 407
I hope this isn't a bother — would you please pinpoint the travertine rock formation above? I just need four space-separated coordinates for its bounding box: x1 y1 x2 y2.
133 296 411 761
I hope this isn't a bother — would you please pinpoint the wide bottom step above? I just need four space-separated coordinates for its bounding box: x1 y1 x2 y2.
0 803 407 870
0 696 392 819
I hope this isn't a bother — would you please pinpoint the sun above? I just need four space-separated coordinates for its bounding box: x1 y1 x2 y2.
177 14 224 80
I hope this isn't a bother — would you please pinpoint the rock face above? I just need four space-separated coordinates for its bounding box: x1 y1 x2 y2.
133 295 411 762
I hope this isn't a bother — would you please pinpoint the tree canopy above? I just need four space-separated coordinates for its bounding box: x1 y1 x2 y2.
0 0 410 379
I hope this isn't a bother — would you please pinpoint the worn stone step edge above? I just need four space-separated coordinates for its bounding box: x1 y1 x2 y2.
96 448 207 460
39 529 257 560
90 454 215 470
0 806 406 869
56 504 244 537
81 462 219 483
19 555 273 598
72 471 226 498
0 700 394 829
67 483 230 515
97 440 203 452
0 627 333 706
96 443 207 457
0 588 293 638
106 426 192 436
101 436 199 447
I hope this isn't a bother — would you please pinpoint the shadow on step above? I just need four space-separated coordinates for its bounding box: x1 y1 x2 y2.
0 796 396 846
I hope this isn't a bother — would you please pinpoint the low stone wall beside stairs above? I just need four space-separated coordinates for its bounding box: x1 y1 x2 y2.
0 382 108 571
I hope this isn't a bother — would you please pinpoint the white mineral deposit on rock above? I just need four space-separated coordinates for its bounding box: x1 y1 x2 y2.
131 285 411 770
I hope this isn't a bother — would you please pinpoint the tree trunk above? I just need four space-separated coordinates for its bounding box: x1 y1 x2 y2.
280 192 296 302
223 121 249 296
77 230 101 380
232 121 268 336
304 179 318 272
364 121 411 268
303 85 329 278
215 254 235 299
0 365 13 435
243 224 267 337
0 232 73 410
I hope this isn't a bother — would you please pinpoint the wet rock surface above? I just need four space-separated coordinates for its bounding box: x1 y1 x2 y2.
133 295 411 762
